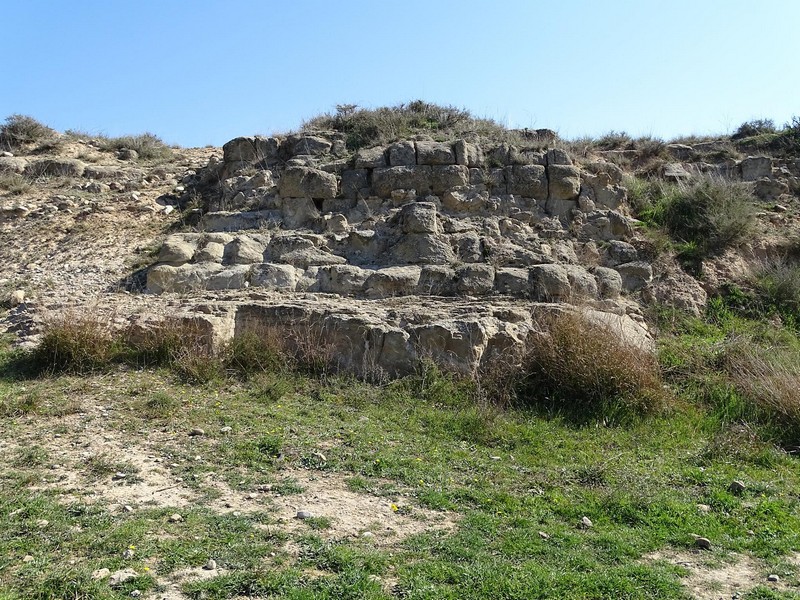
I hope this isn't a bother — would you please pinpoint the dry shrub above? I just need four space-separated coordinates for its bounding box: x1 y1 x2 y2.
0 114 56 151
31 313 119 374
124 317 222 382
227 319 335 377
723 342 800 431
489 312 666 415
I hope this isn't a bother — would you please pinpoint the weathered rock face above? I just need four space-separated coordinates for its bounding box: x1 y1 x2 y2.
141 134 661 376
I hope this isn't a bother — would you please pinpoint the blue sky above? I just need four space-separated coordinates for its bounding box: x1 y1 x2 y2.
2 0 798 147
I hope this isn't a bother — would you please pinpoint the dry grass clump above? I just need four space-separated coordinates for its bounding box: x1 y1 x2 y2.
98 132 173 161
302 101 524 150
722 341 800 434
0 172 32 195
31 314 119 374
0 114 56 152
483 312 667 417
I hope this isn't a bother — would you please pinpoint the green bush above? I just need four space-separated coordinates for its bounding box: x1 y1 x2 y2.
0 114 56 151
752 261 800 328
634 177 754 266
731 118 776 140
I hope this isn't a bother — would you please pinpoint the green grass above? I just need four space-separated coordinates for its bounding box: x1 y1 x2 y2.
3 317 800 598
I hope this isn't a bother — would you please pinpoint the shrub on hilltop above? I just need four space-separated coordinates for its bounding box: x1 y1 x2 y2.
302 100 521 150
0 114 56 151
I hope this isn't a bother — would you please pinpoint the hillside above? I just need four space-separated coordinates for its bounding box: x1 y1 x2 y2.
1 106 800 599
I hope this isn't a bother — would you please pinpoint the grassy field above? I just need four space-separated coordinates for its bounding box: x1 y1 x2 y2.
2 306 800 599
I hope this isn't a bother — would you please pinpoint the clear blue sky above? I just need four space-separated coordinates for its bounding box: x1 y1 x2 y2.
2 0 798 147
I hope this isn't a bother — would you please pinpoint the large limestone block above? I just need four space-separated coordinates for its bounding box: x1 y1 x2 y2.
388 141 416 166
416 141 455 165
341 169 369 199
195 242 226 263
529 264 571 302
250 263 298 290
451 231 482 263
25 158 85 178
0 156 27 174
224 236 267 265
417 265 456 295
158 237 197 266
354 146 387 169
510 147 547 165
400 201 440 234
580 210 634 241
278 167 338 199
506 164 547 199
563 265 598 299
316 265 370 295
454 140 484 167
147 263 223 294
546 148 573 166
740 156 772 181
614 261 653 291
548 165 581 201
372 165 432 197
455 264 495 295
207 265 251 290
494 268 530 296
430 165 470 194
392 234 456 265
592 267 623 299
290 135 332 156
411 320 489 374
281 197 321 228
580 308 654 353
364 266 422 298
442 188 489 213
224 136 280 163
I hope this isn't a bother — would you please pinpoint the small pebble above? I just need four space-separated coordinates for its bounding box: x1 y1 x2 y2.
247 493 258 500
123 505 134 513
204 559 217 570
189 428 205 437
91 567 110 580
696 504 711 513
361 531 375 539
538 531 550 540
130 591 141 598
113 472 127 481
490 456 502 461
579 516 593 529
220 426 232 434
168 513 183 523
768 574 780 582
35 519 49 528
123 549 135 559
296 510 313 520
22 555 34 563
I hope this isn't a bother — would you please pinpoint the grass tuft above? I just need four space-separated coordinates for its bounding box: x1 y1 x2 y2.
97 132 173 161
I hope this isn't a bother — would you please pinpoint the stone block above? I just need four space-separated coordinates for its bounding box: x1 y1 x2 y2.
278 167 338 199
416 141 455 165
506 164 547 198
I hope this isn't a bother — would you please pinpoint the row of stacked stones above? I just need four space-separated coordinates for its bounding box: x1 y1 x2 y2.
148 133 652 301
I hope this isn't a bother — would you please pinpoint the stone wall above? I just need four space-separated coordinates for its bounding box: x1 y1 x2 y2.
148 133 649 302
